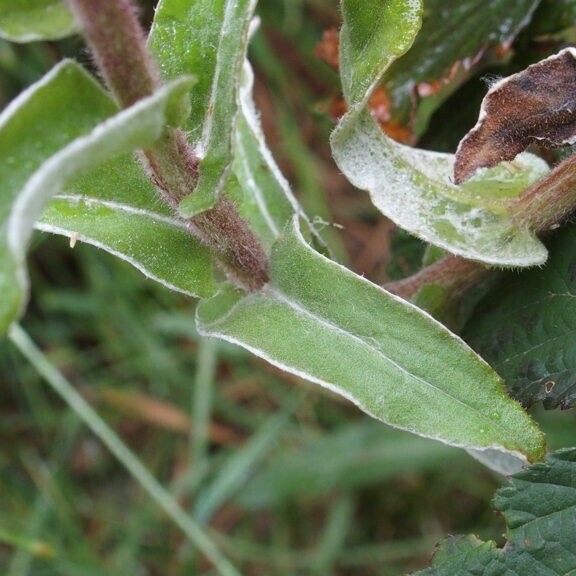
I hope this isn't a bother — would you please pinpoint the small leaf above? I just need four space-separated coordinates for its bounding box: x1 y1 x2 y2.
333 0 549 267
0 60 210 334
465 226 576 410
0 0 76 42
455 48 576 183
413 448 576 575
197 218 545 461
149 0 258 216
38 190 215 299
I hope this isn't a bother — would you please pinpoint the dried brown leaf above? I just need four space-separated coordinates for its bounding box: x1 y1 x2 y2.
454 47 576 184
89 388 241 444
315 28 340 69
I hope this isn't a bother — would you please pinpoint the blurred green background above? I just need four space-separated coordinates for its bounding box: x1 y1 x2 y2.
2 1 576 574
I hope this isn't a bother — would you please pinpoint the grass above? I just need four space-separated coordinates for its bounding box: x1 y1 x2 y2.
2 1 576 575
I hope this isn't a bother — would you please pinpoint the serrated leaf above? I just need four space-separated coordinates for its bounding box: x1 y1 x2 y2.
197 218 545 461
0 60 212 334
464 226 576 410
0 0 76 42
332 0 549 267
413 448 576 575
149 0 258 217
384 0 541 135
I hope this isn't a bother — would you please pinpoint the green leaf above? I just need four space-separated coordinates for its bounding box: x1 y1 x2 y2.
413 448 576 575
339 0 422 106
227 61 313 250
0 0 76 42
197 218 545 461
464 226 576 410
149 0 258 217
0 60 212 334
38 169 216 299
530 0 576 36
332 0 548 267
384 0 541 135
333 111 548 266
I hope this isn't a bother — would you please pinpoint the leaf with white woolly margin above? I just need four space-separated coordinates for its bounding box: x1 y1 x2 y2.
226 60 317 250
0 0 76 42
37 161 215 299
332 0 549 267
149 0 258 217
197 217 545 463
0 59 212 334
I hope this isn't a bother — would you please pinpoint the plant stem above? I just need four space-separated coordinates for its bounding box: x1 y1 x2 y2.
386 254 491 300
65 0 158 107
8 325 241 576
511 154 576 233
66 0 269 291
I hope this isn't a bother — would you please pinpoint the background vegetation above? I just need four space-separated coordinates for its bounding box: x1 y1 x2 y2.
1 1 576 574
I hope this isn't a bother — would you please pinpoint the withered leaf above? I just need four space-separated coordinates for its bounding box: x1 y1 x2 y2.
454 47 576 184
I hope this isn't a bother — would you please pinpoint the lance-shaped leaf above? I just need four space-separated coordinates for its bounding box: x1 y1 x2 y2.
455 48 576 183
0 0 76 42
149 0 258 217
38 157 216 299
413 448 576 575
197 218 545 461
332 0 549 267
227 61 314 250
0 60 213 334
465 226 576 411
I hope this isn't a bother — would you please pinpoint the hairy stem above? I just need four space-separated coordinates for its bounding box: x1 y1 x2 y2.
66 0 269 290
511 154 576 233
65 0 158 107
386 255 491 300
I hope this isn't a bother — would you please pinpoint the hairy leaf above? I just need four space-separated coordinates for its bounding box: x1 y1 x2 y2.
465 226 576 410
0 60 212 334
333 0 548 267
149 0 258 216
227 61 313 250
38 160 215 299
455 48 576 183
333 110 549 266
413 448 576 575
197 218 545 461
0 0 75 42
384 0 541 135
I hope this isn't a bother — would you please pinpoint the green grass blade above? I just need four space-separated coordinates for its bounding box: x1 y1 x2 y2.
8 324 241 576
